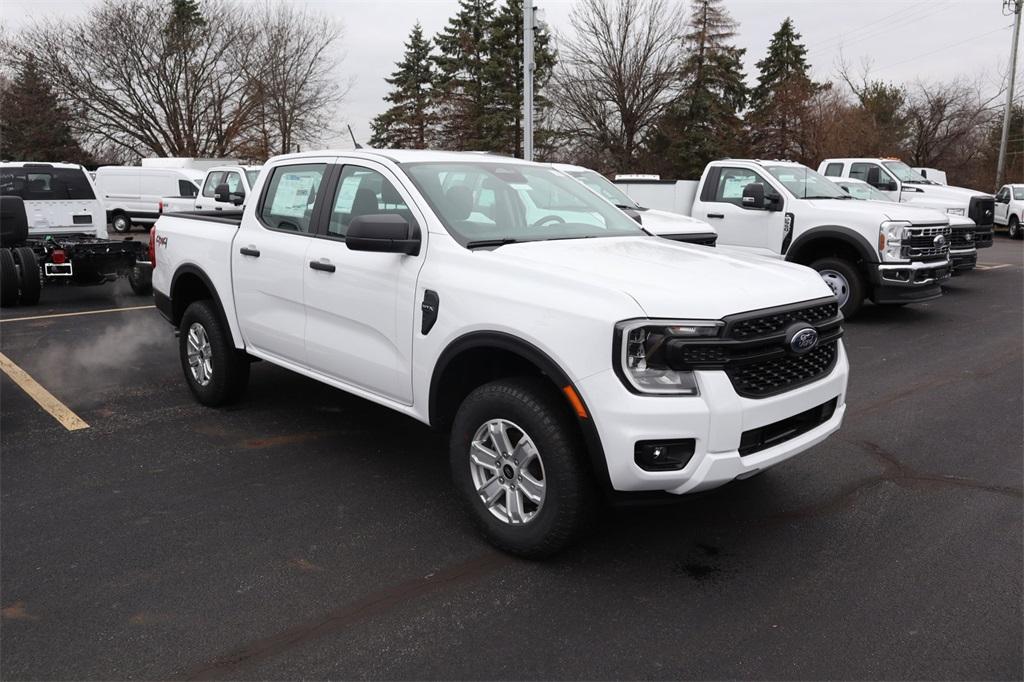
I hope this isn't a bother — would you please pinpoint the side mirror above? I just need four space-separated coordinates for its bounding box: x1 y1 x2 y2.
214 183 245 206
346 214 420 256
766 192 783 212
741 183 765 210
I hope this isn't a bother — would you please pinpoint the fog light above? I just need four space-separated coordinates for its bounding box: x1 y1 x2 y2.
634 439 695 471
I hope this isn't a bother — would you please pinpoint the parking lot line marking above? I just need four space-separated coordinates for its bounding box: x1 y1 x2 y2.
0 304 155 324
0 352 89 431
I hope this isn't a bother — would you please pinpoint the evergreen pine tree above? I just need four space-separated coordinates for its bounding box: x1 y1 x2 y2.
0 55 89 163
369 22 439 148
486 0 556 157
648 0 747 178
746 17 818 160
433 0 498 151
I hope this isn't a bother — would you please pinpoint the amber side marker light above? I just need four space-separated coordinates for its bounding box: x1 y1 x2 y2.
562 385 588 419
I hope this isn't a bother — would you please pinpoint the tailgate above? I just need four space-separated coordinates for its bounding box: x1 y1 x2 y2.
25 200 103 236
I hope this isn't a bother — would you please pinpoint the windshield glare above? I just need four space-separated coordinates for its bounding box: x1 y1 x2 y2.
764 165 848 199
841 182 894 202
404 162 646 245
883 161 928 183
567 169 639 208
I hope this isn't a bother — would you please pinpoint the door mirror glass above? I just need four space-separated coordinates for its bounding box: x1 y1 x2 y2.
346 214 421 256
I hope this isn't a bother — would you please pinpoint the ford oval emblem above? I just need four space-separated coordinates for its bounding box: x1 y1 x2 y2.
790 327 818 354
933 234 947 247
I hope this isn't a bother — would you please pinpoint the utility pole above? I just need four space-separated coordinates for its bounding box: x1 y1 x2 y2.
996 0 1022 188
523 2 535 161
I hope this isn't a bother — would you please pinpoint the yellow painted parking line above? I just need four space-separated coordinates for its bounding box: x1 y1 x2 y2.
0 352 89 431
0 304 155 324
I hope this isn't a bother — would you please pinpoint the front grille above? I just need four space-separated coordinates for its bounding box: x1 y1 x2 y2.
664 298 843 399
949 226 975 249
906 225 950 259
739 398 838 456
968 196 995 228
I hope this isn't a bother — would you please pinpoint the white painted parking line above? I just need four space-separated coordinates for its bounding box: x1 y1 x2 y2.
976 264 1012 271
0 352 89 431
0 304 155 324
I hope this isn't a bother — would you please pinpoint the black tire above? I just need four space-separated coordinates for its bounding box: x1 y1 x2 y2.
178 300 250 406
450 376 597 558
13 247 41 306
128 264 152 296
111 213 132 233
1009 216 1021 240
810 257 864 319
0 248 19 307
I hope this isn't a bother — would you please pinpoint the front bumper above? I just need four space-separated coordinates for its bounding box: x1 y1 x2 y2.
577 342 849 494
974 226 994 248
867 258 951 304
949 248 977 272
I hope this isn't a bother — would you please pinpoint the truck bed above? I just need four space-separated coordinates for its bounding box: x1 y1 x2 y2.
162 211 243 225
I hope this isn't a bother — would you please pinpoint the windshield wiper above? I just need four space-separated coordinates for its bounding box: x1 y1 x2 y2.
804 195 850 199
466 238 522 249
614 202 642 210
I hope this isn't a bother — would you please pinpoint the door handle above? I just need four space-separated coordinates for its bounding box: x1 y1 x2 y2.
309 259 336 273
707 213 725 219
196 205 203 210
215 206 222 211
239 246 260 257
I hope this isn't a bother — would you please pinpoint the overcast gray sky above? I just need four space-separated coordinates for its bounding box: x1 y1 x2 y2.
2 0 1020 148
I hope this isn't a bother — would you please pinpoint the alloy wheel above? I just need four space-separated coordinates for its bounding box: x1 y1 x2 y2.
469 418 546 525
186 322 213 386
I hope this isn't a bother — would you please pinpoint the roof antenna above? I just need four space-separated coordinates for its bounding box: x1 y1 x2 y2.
347 125 362 149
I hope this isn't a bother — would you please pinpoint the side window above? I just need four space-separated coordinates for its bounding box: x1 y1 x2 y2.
824 163 844 177
178 180 198 198
713 167 769 206
1013 188 1024 201
327 166 412 238
850 163 885 182
258 164 325 233
202 172 225 198
224 172 243 193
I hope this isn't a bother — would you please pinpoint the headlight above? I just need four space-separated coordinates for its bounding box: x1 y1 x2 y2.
946 208 965 216
615 320 721 395
878 220 911 262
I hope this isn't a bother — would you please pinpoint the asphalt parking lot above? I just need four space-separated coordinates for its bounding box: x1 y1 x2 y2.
1 237 1021 680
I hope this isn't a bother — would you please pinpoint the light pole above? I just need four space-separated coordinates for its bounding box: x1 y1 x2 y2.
996 0 1022 188
523 2 535 161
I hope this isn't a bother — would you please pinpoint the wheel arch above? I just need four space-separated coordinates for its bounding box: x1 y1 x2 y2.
786 226 878 268
429 331 612 491
169 264 239 347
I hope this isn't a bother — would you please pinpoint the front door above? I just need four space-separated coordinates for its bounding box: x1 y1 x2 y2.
692 166 787 258
994 186 1011 224
232 160 330 365
197 170 246 212
303 160 425 404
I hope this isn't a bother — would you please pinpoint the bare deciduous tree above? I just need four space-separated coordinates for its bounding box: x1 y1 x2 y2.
550 0 684 171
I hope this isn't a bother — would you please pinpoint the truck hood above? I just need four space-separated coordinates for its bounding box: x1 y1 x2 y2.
637 208 717 236
804 198 949 224
492 236 833 319
899 183 991 212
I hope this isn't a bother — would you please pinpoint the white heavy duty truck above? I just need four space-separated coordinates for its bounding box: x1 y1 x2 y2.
151 150 849 557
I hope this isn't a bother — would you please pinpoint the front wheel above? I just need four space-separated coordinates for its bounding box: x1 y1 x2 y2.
810 257 864 319
111 213 132 233
450 377 597 558
1009 216 1021 240
178 300 250 406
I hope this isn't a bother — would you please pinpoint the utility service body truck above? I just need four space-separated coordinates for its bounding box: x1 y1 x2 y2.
818 158 994 249
0 162 151 307
151 150 849 556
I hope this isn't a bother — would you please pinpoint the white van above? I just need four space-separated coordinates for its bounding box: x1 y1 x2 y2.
94 166 205 233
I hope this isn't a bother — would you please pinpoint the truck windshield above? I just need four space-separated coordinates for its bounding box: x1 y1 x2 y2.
763 165 850 200
840 182 894 202
565 169 641 209
0 166 96 201
404 162 647 246
883 161 931 184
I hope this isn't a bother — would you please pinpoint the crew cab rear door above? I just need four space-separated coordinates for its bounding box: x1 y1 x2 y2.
692 165 786 257
232 158 332 365
302 158 426 405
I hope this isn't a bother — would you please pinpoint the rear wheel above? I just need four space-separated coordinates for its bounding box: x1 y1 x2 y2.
12 247 41 305
0 248 19 307
810 257 864 319
128 264 152 295
450 376 597 558
1009 216 1021 240
111 213 132 233
178 300 250 406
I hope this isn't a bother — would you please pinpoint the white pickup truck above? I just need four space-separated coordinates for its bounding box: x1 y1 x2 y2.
159 165 261 215
818 158 994 249
994 183 1024 239
151 150 849 556
619 160 954 318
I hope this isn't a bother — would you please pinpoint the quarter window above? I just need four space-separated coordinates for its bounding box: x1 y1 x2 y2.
713 167 771 206
258 164 325 233
328 166 413 238
178 180 198 198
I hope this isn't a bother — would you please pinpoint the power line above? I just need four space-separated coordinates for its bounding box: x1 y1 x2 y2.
807 2 956 57
805 0 932 50
874 24 1014 72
